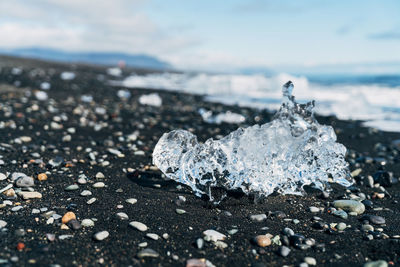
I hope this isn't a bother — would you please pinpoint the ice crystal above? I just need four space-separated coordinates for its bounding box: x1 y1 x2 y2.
153 81 352 201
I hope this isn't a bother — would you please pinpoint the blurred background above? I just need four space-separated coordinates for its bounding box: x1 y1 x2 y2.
0 0 399 131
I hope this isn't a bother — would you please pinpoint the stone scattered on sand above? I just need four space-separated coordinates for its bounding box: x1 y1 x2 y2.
18 191 42 200
333 200 365 215
137 248 159 258
94 231 109 241
254 235 271 247
62 212 76 224
363 260 388 267
126 198 137 204
65 184 79 191
249 214 267 222
129 221 148 232
81 219 95 227
203 229 226 242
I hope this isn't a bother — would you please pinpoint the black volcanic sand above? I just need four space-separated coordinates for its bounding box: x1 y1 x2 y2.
0 55 399 267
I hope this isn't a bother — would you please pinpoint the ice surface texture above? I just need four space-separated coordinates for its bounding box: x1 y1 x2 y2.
153 81 352 200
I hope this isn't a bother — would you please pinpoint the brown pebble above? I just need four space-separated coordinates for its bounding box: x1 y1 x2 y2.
254 235 271 247
37 173 48 181
62 212 76 224
3 188 16 197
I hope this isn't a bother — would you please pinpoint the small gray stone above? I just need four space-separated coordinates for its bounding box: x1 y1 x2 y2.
333 200 365 215
279 246 291 257
146 233 159 240
65 184 79 191
337 222 347 231
332 210 348 219
363 260 388 267
203 229 226 242
125 198 137 204
94 231 109 241
93 182 105 188
361 215 386 225
137 248 159 258
196 238 204 249
129 221 148 231
11 206 23 212
176 209 186 214
309 206 319 213
15 176 34 187
0 220 7 228
80 190 92 196
362 224 374 232
282 227 295 236
116 212 129 220
81 219 95 227
67 219 81 230
249 214 267 222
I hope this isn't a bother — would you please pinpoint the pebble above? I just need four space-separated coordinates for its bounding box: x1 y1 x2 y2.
203 229 226 242
249 214 267 222
186 259 207 267
94 231 109 241
215 241 228 249
129 221 148 231
61 212 76 224
363 260 388 267
0 173 6 181
337 222 347 231
361 214 386 225
65 184 79 191
67 219 81 230
304 257 317 266
59 234 74 240
279 246 291 257
196 238 204 249
137 248 159 258
15 176 34 187
362 224 374 232
81 219 95 227
254 235 271 247
77 178 87 184
146 233 159 240
93 182 105 188
87 198 97 204
309 206 320 213
11 206 23 212
46 233 56 242
116 212 129 220
126 198 137 204
80 190 92 196
95 172 105 179
37 173 48 181
0 220 7 228
17 191 42 200
332 209 348 219
176 209 186 214
333 200 365 215
282 227 295 236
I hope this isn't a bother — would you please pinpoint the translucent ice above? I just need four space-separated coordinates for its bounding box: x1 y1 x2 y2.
199 108 245 124
139 93 162 107
153 81 352 201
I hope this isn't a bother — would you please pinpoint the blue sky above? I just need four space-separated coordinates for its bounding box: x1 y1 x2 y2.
0 0 399 72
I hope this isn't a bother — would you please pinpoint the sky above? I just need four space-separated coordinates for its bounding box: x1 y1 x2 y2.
0 0 399 72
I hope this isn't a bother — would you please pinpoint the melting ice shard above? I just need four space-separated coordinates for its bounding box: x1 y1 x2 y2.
153 81 352 200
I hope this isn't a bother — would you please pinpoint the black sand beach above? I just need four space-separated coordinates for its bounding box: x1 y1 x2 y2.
0 55 399 267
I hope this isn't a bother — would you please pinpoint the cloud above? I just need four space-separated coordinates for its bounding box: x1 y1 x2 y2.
368 30 400 40
0 0 200 64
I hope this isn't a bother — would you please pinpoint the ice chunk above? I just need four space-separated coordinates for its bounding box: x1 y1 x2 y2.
199 109 245 124
153 81 351 201
117 89 131 99
139 93 162 107
107 67 122 77
60 72 75 80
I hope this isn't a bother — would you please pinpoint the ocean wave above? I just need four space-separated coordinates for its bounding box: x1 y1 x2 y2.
118 72 400 132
